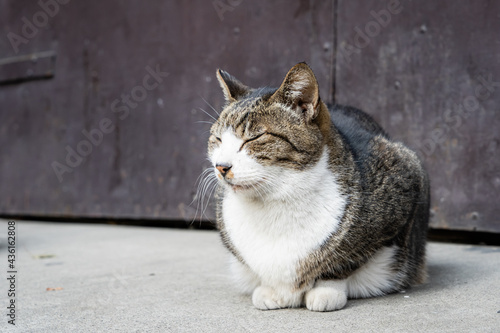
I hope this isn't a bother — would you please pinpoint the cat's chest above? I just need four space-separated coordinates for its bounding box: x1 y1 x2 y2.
222 174 347 284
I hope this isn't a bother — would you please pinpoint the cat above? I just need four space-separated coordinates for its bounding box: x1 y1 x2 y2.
206 62 430 312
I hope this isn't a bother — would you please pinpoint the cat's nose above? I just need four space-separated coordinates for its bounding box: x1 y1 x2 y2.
216 164 232 178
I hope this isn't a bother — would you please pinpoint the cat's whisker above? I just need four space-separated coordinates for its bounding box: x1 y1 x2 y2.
191 170 211 210
200 130 213 137
192 178 208 222
195 120 215 126
250 183 265 201
202 180 219 219
204 180 219 218
198 183 216 221
198 167 214 180
191 168 218 223
195 168 214 190
199 174 216 204
198 94 220 116
198 107 218 122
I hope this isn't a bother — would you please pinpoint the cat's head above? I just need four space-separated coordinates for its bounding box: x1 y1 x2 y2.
208 63 330 198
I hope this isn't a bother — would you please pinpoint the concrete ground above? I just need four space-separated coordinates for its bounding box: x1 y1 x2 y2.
0 220 499 333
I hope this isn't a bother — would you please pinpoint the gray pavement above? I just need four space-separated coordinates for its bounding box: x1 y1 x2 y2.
0 220 499 332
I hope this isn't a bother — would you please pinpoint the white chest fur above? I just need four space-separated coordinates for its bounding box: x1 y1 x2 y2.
222 149 347 287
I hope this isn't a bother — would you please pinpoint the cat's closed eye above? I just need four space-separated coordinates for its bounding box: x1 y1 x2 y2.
210 135 222 143
245 132 265 142
241 132 266 149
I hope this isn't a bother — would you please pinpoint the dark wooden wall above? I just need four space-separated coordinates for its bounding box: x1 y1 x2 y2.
335 0 500 233
0 0 498 233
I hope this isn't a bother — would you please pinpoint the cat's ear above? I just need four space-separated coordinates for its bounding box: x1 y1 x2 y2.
216 69 251 102
270 62 320 121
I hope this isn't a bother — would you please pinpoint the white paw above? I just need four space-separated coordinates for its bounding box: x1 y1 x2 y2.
305 286 347 312
252 286 280 310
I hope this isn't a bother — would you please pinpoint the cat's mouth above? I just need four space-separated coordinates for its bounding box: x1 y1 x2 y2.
231 184 252 191
225 180 262 192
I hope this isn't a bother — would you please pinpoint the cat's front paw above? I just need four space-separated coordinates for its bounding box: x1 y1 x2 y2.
305 284 347 312
252 286 281 310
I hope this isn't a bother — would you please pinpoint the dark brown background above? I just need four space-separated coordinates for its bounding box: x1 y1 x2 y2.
1 0 499 233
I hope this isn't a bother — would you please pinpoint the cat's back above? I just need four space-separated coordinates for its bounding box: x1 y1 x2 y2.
329 104 428 197
329 104 389 159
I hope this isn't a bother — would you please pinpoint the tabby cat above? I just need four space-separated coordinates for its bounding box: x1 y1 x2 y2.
207 63 429 312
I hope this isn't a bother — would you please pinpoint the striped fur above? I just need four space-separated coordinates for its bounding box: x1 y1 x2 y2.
208 63 429 312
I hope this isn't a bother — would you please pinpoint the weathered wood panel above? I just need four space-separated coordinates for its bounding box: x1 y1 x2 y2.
335 0 500 232
0 0 334 221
